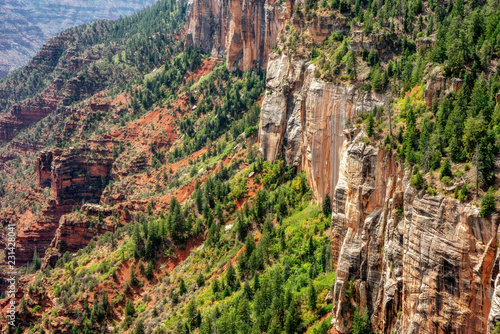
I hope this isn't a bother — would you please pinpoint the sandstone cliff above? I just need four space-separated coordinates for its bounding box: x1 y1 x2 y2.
12 146 115 266
186 0 292 71
329 129 500 334
259 53 387 203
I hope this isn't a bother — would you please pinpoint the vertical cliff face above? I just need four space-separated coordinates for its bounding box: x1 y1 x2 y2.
37 146 114 205
329 130 500 334
186 0 292 71
259 53 387 203
13 146 115 266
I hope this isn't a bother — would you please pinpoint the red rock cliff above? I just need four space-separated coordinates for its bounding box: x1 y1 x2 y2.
328 129 500 334
13 146 115 266
259 53 388 203
186 0 292 71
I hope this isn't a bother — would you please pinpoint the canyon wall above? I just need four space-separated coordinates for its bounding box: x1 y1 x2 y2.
13 146 115 266
328 129 500 334
186 0 292 71
259 53 387 203
0 0 156 77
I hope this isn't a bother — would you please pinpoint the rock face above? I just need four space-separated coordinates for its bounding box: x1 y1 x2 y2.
13 146 115 266
329 130 500 334
259 53 388 203
15 202 73 266
36 147 114 205
43 206 116 268
423 69 463 109
186 0 292 71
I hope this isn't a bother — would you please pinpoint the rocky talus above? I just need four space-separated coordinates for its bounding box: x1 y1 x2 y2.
329 129 500 334
259 53 387 204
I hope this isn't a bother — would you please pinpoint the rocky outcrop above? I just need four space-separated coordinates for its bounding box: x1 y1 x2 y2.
13 146 115 266
423 68 463 109
259 53 387 203
0 81 62 142
15 201 73 266
186 0 292 71
36 146 114 205
329 130 500 334
349 29 393 57
49 207 115 256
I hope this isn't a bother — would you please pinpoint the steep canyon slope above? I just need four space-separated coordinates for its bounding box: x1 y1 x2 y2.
0 0 156 77
1 0 500 333
187 0 500 332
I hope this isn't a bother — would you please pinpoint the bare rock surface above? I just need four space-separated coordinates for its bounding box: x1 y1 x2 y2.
259 53 387 203
329 131 500 334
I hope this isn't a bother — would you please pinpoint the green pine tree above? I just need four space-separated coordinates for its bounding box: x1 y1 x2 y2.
322 193 331 216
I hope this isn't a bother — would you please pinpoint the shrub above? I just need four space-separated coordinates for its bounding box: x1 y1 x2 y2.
480 187 496 218
440 159 452 180
345 278 356 299
411 172 424 190
245 126 258 138
458 184 469 202
441 176 452 186
30 305 41 314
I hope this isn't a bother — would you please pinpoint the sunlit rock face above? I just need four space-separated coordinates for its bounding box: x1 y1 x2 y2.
330 131 500 334
259 53 387 203
186 0 291 72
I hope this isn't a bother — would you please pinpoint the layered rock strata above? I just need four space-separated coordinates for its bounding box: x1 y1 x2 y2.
13 147 115 266
329 129 500 334
36 147 114 205
186 0 292 71
259 53 387 203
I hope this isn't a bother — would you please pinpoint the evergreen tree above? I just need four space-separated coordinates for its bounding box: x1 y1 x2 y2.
323 194 331 216
352 306 371 334
196 273 205 287
226 263 236 288
195 187 203 214
212 278 220 294
480 187 496 218
179 278 187 295
267 315 282 334
245 234 255 260
243 280 252 299
307 281 316 310
284 299 301 334
199 314 213 334
145 262 154 280
440 159 453 180
134 319 145 334
129 264 138 287
366 113 375 137
478 132 497 186
125 300 135 317
31 247 41 272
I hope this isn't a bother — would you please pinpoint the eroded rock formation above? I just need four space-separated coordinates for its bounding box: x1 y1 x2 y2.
186 0 292 71
329 130 500 334
259 53 387 203
13 146 115 266
37 146 114 205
